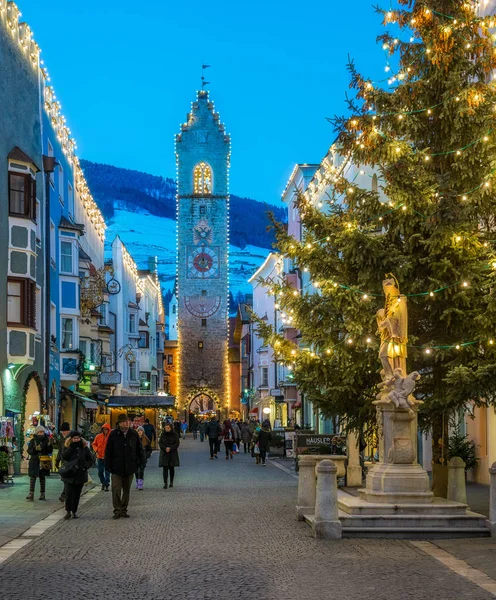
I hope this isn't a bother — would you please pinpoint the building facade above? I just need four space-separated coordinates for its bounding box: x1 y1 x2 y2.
0 3 44 468
175 90 230 417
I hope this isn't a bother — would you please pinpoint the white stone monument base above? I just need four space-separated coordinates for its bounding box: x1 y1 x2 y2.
337 490 489 538
359 462 433 504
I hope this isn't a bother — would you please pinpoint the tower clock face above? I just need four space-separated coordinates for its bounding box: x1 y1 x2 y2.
187 246 219 279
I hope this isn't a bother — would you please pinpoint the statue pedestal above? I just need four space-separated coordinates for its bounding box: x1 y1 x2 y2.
359 401 432 504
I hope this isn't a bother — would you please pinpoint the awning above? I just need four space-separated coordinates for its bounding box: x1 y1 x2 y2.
61 387 107 407
107 395 175 408
293 401 302 409
82 400 98 410
250 407 259 414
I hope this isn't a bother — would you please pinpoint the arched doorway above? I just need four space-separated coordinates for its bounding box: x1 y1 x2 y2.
24 378 42 439
189 393 217 414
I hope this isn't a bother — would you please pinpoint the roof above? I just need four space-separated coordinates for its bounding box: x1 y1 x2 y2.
107 395 175 408
79 247 92 262
98 325 114 334
128 302 139 309
139 318 148 327
59 216 85 234
8 147 40 171
248 252 280 284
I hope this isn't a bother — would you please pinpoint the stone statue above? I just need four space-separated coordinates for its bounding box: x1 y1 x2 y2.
377 275 408 379
378 368 421 416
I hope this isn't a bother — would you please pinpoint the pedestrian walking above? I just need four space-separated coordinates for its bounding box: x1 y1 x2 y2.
257 420 272 466
104 414 144 520
135 426 151 490
252 426 261 463
55 421 71 502
60 431 93 520
26 426 53 501
241 421 252 453
173 419 182 437
199 420 206 442
143 418 156 448
181 420 188 439
192 420 199 440
159 422 180 489
222 420 235 460
205 417 221 459
231 420 241 451
92 423 111 491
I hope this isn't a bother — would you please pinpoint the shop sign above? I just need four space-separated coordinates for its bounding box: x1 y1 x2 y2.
296 434 333 448
100 371 122 385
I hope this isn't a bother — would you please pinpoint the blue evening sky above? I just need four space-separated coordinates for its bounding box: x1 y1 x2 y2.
18 0 389 204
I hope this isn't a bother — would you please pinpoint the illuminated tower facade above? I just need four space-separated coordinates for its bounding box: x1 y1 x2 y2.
175 90 230 417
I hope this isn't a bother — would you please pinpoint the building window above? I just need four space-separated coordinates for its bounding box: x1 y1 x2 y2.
129 361 137 382
50 303 56 340
372 173 378 194
7 278 36 328
49 221 56 263
61 317 74 350
47 140 54 186
60 241 73 274
201 289 207 296
200 205 206 215
167 354 173 365
68 183 74 218
201 319 207 327
61 281 77 309
8 172 36 219
99 303 107 325
261 367 268 387
58 164 64 204
193 162 212 195
138 332 150 348
129 313 136 334
172 304 176 314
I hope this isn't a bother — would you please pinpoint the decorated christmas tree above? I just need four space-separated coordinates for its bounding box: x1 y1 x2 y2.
255 0 496 462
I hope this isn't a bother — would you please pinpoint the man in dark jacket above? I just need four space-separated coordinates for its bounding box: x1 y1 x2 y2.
143 418 156 448
205 418 221 459
104 414 144 519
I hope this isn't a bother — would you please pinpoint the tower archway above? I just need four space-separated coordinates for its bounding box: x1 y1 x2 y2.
189 393 217 414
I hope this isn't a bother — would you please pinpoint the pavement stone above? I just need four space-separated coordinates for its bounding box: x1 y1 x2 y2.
0 470 97 547
0 439 493 600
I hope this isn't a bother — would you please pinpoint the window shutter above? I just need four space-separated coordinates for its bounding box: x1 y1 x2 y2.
26 281 36 329
31 179 37 220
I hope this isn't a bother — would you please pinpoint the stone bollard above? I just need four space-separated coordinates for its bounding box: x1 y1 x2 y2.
296 455 319 521
447 457 467 504
313 459 342 539
489 462 496 537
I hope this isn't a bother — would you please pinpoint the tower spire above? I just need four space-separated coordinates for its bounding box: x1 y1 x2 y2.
201 64 211 90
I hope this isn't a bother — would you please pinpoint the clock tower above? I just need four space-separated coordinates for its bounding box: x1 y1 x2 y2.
175 90 230 417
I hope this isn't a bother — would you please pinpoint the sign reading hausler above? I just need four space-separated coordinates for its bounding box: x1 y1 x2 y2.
296 435 333 447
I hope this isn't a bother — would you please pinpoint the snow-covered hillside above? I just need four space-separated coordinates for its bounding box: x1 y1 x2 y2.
104 208 270 296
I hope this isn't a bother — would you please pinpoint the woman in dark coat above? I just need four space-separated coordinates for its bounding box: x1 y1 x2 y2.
60 431 93 519
159 423 180 489
240 422 252 454
26 426 53 501
222 420 235 460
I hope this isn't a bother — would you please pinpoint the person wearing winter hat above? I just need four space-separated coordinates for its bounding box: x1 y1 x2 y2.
55 422 71 502
26 426 53 501
92 423 111 491
104 414 144 519
60 431 93 520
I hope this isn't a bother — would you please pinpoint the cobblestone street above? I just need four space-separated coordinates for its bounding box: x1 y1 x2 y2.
0 439 494 600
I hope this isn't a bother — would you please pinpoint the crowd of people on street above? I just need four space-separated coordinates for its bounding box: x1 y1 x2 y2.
24 412 271 521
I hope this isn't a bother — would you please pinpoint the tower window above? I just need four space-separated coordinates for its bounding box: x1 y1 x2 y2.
201 290 207 296
200 206 206 215
201 319 207 327
194 162 212 195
